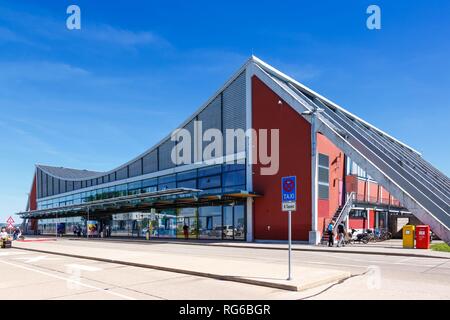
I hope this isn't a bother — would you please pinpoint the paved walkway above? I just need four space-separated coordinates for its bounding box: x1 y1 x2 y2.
36 236 450 259
13 239 350 292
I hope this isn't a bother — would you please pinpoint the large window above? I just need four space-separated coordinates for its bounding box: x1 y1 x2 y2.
158 174 176 190
198 206 222 239
222 205 245 240
176 208 197 239
198 175 221 189
318 153 330 199
223 171 245 186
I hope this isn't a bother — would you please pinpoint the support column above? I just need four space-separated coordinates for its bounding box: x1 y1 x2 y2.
309 111 320 245
366 209 370 230
246 197 254 242
245 64 254 243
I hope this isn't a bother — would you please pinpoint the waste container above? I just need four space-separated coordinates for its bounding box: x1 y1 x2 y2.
402 225 415 249
415 225 430 249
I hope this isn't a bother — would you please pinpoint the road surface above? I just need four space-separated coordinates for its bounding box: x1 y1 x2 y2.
1 241 449 299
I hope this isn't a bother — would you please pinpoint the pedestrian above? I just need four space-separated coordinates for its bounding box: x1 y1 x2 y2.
337 222 346 247
1 227 8 240
183 224 189 240
327 220 335 247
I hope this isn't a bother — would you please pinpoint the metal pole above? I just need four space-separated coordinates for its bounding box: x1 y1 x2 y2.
55 212 58 239
288 210 292 280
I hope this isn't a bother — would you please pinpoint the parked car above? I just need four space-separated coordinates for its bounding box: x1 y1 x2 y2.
222 225 234 237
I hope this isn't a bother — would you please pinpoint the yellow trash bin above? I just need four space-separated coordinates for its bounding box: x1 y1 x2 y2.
402 225 415 248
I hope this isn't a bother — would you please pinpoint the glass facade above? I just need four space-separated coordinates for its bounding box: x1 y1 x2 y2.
37 216 84 235
36 204 246 240
37 164 246 210
35 163 247 241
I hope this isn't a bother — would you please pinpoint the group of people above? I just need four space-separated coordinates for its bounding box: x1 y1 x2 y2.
0 227 22 241
326 220 347 247
73 225 84 237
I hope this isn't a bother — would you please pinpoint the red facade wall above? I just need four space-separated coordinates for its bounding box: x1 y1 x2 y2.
349 217 366 229
28 174 38 231
317 133 345 234
346 175 402 206
369 209 376 229
252 76 312 241
29 174 37 211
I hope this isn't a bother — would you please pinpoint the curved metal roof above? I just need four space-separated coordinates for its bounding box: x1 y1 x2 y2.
37 165 103 180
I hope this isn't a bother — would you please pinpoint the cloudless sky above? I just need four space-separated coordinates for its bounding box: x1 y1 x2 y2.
0 0 449 222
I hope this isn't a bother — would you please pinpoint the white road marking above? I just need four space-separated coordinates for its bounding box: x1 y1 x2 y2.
306 261 367 269
0 251 28 257
0 259 136 300
65 264 101 272
394 257 414 264
14 255 60 263
304 261 366 269
304 254 443 268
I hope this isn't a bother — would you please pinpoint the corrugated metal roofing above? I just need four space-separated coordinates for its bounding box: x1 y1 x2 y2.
37 165 103 180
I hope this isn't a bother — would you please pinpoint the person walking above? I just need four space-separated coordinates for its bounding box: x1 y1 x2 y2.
337 222 346 247
183 224 189 240
327 220 335 247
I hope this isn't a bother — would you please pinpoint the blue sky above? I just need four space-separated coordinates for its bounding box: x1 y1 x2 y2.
0 0 449 222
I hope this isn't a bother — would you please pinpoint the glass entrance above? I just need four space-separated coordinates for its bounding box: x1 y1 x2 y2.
176 208 198 239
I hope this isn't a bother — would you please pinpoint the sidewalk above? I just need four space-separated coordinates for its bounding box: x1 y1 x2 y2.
38 236 450 259
13 239 351 292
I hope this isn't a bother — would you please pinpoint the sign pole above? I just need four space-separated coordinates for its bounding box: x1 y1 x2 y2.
281 176 296 281
288 210 292 280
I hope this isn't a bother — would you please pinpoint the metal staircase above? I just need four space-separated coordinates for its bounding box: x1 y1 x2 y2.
320 192 355 244
334 192 356 229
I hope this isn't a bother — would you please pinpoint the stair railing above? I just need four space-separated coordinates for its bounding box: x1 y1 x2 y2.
333 192 356 230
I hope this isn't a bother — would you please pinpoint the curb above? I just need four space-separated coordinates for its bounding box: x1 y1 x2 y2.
13 246 350 292
66 238 450 260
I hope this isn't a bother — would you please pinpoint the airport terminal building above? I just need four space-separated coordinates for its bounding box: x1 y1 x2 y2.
19 56 450 244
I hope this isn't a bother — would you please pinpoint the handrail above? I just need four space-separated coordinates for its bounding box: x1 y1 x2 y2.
333 192 356 230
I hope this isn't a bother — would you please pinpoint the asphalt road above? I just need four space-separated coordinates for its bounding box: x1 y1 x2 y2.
1 241 450 300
